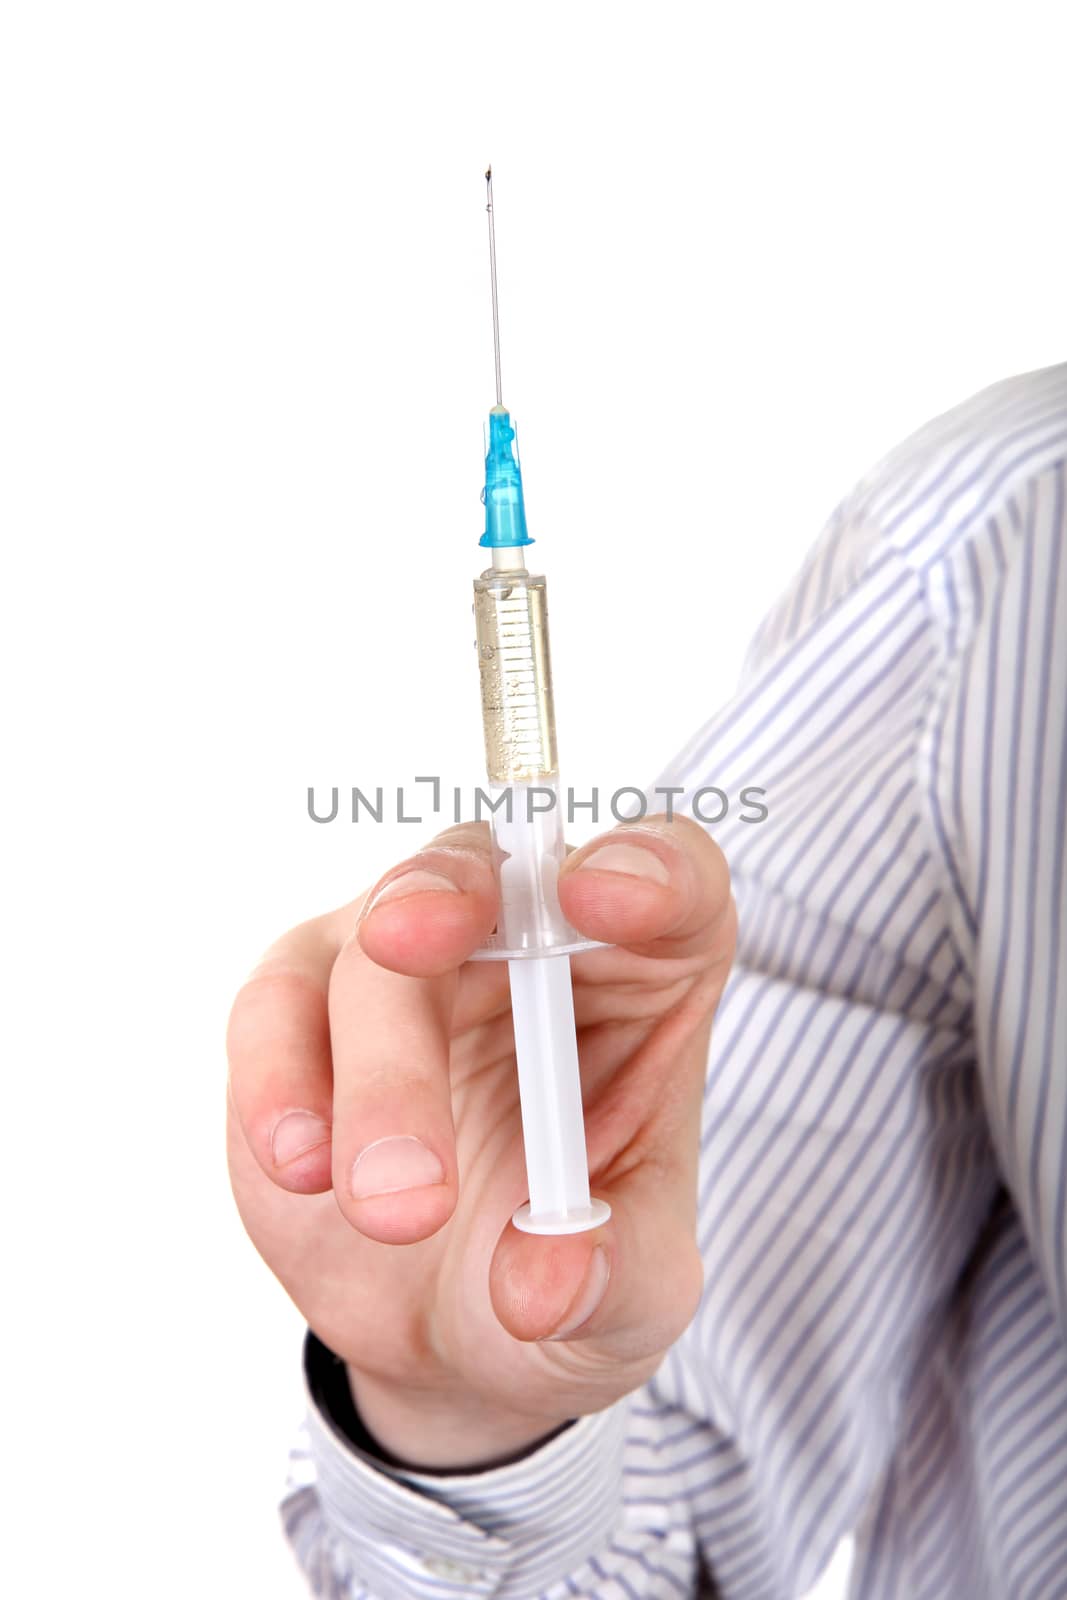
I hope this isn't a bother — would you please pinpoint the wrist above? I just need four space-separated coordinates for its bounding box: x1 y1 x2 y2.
345 1363 572 1473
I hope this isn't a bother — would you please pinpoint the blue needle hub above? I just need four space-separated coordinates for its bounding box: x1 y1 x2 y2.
480 406 533 548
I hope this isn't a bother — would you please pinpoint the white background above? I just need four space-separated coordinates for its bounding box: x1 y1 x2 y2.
2 3 1063 1596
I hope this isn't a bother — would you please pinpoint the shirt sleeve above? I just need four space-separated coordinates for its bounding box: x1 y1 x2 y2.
926 458 1067 1337
279 1330 706 1599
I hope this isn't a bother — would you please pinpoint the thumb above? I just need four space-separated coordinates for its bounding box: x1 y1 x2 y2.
489 1168 704 1360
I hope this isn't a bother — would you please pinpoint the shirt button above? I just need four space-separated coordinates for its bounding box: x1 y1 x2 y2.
420 1556 486 1583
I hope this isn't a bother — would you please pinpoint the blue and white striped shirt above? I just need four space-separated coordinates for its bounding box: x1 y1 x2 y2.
281 364 1067 1599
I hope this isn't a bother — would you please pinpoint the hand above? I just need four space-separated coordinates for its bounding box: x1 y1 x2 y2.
226 816 735 1470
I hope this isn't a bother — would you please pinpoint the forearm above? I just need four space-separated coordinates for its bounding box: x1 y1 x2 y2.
346 1363 573 1472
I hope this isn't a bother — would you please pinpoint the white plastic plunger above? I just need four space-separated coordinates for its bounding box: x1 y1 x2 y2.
469 779 611 1235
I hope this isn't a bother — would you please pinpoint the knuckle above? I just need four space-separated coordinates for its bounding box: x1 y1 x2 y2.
226 968 324 1065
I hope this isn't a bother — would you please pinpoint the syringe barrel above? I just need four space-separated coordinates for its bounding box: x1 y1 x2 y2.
474 562 584 956
474 568 557 784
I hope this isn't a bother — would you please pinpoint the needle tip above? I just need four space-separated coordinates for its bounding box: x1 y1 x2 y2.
485 166 492 183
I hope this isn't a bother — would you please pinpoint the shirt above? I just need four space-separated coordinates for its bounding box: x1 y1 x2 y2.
278 362 1067 1599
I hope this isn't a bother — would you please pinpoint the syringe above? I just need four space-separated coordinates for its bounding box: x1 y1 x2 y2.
467 170 611 1238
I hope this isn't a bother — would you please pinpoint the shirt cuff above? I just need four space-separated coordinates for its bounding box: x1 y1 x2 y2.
300 1331 631 1599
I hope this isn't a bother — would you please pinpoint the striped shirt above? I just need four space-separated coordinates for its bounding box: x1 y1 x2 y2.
280 364 1067 1599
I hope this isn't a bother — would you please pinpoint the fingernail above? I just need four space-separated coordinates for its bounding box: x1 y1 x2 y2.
544 1246 611 1340
271 1111 331 1167
365 870 460 912
575 843 670 884
350 1135 446 1200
